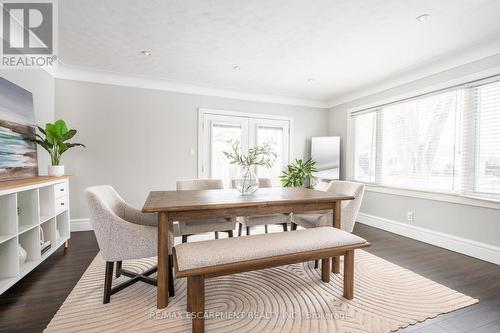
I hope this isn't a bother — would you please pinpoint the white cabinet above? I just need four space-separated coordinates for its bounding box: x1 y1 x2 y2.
0 176 71 294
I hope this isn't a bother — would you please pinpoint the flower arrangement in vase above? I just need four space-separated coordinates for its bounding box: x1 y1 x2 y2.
223 140 276 195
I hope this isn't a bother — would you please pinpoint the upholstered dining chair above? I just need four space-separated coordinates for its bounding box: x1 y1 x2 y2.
176 179 236 242
233 178 288 235
290 181 365 267
85 185 175 304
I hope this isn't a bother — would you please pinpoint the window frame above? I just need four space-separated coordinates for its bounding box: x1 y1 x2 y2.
346 72 500 209
198 108 293 181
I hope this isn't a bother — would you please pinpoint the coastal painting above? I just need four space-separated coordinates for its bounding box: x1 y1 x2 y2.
0 77 38 181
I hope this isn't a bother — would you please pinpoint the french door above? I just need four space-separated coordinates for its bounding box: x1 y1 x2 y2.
199 109 291 187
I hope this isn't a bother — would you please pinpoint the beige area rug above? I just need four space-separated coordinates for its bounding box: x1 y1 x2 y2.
44 250 477 333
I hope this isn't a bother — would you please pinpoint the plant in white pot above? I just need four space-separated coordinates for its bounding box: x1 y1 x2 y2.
29 120 85 177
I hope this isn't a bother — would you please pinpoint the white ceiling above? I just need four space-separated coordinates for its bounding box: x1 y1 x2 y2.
59 0 500 105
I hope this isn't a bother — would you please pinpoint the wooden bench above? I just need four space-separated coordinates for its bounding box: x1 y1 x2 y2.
173 226 370 333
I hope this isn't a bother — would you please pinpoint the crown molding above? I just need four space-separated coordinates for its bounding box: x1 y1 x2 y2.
46 39 500 110
51 65 327 108
326 40 500 109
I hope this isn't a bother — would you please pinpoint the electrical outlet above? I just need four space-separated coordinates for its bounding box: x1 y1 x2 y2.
406 211 415 222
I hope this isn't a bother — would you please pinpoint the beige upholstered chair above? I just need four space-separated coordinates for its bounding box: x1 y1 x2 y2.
176 179 236 242
290 181 365 268
291 181 365 233
233 178 288 236
85 185 175 303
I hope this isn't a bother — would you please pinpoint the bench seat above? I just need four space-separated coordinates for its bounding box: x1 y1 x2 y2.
173 227 369 333
174 226 367 272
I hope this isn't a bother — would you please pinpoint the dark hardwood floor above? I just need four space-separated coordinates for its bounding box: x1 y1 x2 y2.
353 224 500 333
1 224 499 333
0 232 99 333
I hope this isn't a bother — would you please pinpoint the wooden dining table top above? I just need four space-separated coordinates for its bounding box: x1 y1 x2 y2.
142 187 354 213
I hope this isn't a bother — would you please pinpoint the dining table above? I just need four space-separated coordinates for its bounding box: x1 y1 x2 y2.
142 186 354 309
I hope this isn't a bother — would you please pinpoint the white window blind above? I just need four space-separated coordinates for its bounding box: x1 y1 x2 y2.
378 90 460 192
472 81 500 196
349 75 500 200
351 111 377 183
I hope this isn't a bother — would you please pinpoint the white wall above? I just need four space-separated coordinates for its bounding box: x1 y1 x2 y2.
55 79 328 221
328 54 500 263
0 69 55 173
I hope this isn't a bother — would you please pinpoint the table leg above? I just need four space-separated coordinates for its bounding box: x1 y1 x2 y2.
332 201 341 273
157 211 170 309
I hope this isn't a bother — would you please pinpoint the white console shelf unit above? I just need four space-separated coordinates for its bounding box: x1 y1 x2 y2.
0 176 71 294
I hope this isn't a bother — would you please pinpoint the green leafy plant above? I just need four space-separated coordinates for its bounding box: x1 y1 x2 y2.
29 120 85 165
223 140 277 169
279 158 317 188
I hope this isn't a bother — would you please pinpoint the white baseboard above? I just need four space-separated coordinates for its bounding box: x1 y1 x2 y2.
357 213 500 265
71 218 93 232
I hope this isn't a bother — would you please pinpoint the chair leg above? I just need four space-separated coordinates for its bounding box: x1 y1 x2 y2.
215 231 219 239
188 275 205 333
291 222 297 231
103 261 114 304
246 227 250 236
344 250 354 300
314 260 319 269
281 223 288 232
116 261 122 278
104 261 164 304
238 223 243 237
168 255 175 297
321 258 330 282
182 235 188 243
265 225 268 233
227 230 233 238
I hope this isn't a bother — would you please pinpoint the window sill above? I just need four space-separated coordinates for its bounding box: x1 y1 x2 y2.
365 185 500 210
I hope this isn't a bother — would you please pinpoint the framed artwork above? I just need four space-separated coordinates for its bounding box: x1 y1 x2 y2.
0 77 38 181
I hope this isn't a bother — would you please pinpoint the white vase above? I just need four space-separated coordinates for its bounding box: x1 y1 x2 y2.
48 165 65 177
18 244 27 266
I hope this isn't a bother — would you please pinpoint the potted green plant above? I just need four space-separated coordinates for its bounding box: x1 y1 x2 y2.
279 158 317 188
29 120 85 177
223 140 276 195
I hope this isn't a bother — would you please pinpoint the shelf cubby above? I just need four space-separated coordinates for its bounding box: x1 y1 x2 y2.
0 238 18 292
17 189 39 229
18 227 41 270
40 218 56 257
0 238 19 278
0 194 17 244
56 211 70 245
39 185 55 222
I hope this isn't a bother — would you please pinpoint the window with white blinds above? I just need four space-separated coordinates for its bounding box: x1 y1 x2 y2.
351 111 377 183
472 81 500 196
349 76 500 199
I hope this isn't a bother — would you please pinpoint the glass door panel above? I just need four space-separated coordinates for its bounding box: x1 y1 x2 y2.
211 123 242 187
200 111 290 188
202 114 248 187
251 119 289 186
